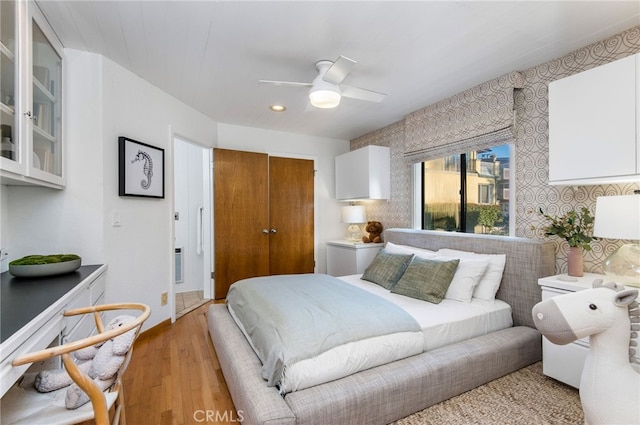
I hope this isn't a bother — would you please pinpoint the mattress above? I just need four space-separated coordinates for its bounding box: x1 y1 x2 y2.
228 274 513 394
338 274 513 351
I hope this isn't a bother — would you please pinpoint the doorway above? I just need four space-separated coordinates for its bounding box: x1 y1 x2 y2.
174 136 213 318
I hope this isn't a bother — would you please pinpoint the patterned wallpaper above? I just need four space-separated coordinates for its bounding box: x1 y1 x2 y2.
352 26 640 275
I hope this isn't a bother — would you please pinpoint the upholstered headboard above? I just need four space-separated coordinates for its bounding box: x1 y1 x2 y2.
384 229 555 328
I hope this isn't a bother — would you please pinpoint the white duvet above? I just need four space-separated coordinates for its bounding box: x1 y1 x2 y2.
230 274 513 394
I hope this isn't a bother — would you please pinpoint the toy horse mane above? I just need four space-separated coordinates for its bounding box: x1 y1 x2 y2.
594 279 640 367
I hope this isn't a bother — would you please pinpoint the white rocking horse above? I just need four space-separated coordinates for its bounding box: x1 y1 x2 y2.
532 280 640 425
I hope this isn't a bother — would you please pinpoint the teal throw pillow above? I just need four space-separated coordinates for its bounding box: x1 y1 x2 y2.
391 257 460 304
361 249 414 290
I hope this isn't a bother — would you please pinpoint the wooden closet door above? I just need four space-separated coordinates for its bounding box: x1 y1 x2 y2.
269 157 315 275
213 148 269 299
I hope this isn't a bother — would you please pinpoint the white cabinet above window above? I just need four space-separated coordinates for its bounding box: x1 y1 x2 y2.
335 145 390 201
548 53 639 186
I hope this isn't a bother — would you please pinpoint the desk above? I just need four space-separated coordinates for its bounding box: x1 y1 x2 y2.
0 264 106 397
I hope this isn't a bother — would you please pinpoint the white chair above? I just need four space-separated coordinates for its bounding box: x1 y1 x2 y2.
1 303 150 425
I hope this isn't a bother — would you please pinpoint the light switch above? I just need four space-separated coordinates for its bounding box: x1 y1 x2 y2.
112 210 122 227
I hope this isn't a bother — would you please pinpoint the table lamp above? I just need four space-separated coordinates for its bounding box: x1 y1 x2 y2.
341 205 366 242
593 192 640 287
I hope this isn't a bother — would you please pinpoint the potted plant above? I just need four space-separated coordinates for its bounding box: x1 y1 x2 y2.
539 207 596 277
9 254 82 278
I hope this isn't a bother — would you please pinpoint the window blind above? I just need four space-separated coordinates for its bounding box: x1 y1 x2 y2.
403 71 523 164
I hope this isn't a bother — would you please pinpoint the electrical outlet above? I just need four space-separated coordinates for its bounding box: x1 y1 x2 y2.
161 292 168 305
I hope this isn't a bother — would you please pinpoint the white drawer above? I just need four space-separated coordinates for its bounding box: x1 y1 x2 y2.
542 338 589 388
62 285 91 336
64 314 96 343
90 274 106 305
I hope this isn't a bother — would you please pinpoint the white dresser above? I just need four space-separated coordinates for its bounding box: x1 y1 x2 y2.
326 241 383 276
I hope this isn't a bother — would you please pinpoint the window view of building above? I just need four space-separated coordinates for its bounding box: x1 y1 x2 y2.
421 144 510 235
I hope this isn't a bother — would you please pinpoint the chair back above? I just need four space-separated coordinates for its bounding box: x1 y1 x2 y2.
10 303 151 425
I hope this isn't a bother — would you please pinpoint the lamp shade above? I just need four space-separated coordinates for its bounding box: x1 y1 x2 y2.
594 194 640 287
341 205 366 224
594 194 640 240
309 75 341 109
309 88 341 109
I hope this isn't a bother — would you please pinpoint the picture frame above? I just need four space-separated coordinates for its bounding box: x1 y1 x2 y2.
118 136 165 198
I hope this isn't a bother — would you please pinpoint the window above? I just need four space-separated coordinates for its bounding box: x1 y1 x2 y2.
419 144 511 235
478 184 494 204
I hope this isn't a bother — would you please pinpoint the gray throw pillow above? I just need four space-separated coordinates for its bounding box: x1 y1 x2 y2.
361 249 414 290
391 257 460 304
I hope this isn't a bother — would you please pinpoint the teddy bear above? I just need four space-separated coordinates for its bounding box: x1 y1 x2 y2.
362 221 383 243
34 315 137 409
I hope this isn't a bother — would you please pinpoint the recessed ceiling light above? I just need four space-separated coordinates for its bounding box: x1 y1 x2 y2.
269 105 286 112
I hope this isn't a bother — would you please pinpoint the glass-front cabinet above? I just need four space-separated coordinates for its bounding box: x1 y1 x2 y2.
0 0 64 188
1 1 18 169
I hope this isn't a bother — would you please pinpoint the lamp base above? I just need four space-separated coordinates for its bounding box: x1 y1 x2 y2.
603 243 640 288
345 224 364 242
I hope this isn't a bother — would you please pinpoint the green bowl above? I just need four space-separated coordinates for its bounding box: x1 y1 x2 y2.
9 258 82 278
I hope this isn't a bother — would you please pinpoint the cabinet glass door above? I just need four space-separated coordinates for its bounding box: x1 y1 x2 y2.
1 0 18 166
31 18 61 177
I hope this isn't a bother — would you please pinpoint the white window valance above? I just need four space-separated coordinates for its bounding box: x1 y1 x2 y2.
404 71 523 163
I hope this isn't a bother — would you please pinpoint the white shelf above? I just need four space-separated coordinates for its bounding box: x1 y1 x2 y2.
0 103 14 115
0 41 15 61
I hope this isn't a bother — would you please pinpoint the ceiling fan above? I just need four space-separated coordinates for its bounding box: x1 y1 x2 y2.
259 56 386 109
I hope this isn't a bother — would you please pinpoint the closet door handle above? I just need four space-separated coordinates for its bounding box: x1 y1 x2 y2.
270 228 277 233
262 229 269 234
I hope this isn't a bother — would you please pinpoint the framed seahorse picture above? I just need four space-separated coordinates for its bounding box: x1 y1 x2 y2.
118 136 165 198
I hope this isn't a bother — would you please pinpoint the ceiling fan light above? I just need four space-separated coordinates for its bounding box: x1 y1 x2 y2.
309 89 341 109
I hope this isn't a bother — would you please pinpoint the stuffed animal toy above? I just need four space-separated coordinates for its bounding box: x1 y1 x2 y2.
362 221 383 243
532 280 640 425
34 315 137 409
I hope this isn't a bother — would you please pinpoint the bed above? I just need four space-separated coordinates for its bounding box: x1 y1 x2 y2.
208 228 555 425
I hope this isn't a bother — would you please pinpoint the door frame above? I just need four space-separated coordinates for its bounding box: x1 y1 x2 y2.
266 151 318 273
171 132 214 323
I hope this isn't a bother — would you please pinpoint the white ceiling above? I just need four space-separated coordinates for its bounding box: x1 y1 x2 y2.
37 1 640 141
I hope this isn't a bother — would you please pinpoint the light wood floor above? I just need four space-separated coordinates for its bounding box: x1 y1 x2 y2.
123 301 238 425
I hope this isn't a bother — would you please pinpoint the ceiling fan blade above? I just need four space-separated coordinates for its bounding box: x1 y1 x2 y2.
323 56 356 85
259 80 312 88
341 85 386 103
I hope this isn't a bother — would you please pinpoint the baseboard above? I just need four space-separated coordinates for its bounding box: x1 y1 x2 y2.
136 318 171 342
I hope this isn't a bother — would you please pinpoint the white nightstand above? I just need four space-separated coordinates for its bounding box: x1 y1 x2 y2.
326 240 383 277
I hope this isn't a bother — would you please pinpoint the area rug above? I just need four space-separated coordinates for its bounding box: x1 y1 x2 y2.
392 362 583 425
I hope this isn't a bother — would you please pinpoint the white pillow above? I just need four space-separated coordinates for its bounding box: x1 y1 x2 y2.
429 256 489 303
385 242 437 259
436 248 506 302
385 243 487 302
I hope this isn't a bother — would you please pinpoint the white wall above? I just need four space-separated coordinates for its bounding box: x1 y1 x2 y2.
100 54 218 328
217 124 350 273
0 185 10 272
